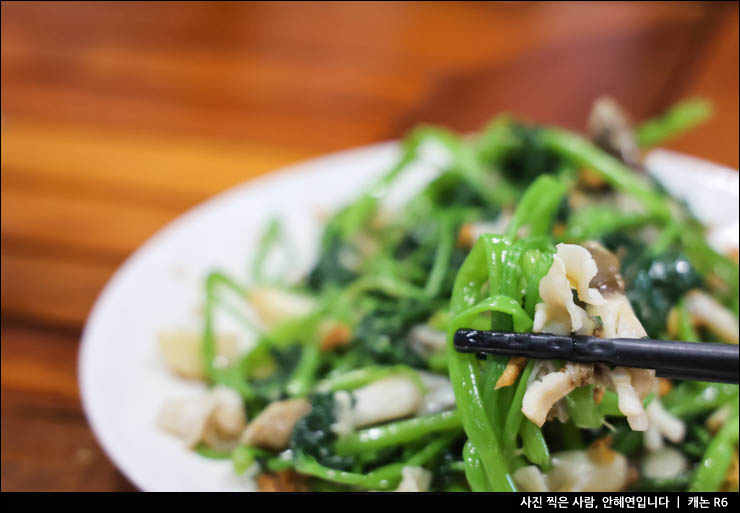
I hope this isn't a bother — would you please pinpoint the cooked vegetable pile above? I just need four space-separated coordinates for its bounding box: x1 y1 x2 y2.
157 97 739 492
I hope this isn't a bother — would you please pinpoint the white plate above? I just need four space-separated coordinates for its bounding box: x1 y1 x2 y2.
79 142 738 492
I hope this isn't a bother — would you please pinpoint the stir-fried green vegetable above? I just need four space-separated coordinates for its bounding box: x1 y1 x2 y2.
177 97 737 492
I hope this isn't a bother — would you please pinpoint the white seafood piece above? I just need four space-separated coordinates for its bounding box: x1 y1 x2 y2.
548 449 629 492
555 243 605 306
330 391 356 437
247 287 317 328
394 466 433 492
529 243 654 431
241 398 311 450
408 324 447 358
643 420 664 452
416 371 456 416
521 363 594 427
158 385 246 451
627 368 656 400
642 447 688 481
330 372 452 436
350 375 424 428
159 330 239 380
587 295 647 339
644 397 686 451
513 465 550 492
684 290 739 344
515 449 629 492
609 367 648 431
533 255 595 336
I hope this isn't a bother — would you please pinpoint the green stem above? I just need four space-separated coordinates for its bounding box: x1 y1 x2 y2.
502 360 535 448
334 410 461 456
542 128 671 220
689 408 739 492
636 98 712 148
521 420 551 470
463 440 491 492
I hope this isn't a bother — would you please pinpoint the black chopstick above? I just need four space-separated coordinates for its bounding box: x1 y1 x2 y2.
453 330 739 384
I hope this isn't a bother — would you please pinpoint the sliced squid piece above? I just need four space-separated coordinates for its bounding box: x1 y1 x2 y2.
416 371 456 415
684 290 739 344
548 449 629 492
159 330 239 380
587 295 647 339
350 375 424 428
247 287 317 329
330 373 446 435
495 356 527 389
609 367 648 431
241 398 311 450
513 465 550 492
330 391 355 437
527 242 657 432
393 466 433 492
408 324 447 358
642 447 688 481
515 447 629 492
627 368 656 400
521 363 594 427
644 397 686 451
158 385 246 451
555 244 605 306
533 255 595 336
644 421 664 453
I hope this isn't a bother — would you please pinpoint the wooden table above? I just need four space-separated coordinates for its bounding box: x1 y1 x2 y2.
1 1 737 491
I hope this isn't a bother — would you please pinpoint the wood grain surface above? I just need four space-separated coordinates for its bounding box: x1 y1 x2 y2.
1 1 738 491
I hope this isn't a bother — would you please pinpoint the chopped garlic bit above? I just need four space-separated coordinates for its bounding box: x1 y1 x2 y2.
495 356 527 389
588 436 617 465
257 470 307 492
158 385 246 451
318 320 352 351
457 212 513 249
706 404 732 434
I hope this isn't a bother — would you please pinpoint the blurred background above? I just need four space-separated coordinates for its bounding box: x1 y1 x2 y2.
1 1 738 491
